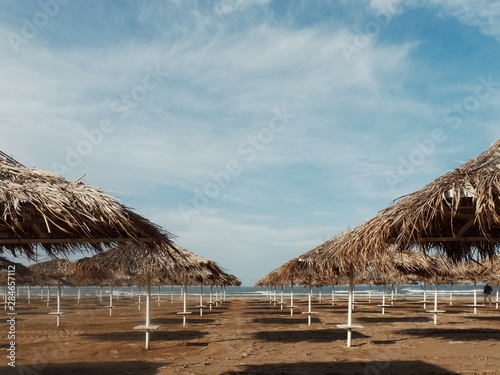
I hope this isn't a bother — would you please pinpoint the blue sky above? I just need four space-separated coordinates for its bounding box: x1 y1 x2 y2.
1 0 499 285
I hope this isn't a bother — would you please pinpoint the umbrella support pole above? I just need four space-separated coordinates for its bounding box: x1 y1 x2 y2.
209 285 213 310
280 285 284 310
496 286 499 310
196 285 205 316
301 284 317 325
134 281 160 350
337 269 363 348
176 284 192 326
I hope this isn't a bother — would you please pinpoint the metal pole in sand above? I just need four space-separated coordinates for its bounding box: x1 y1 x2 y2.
331 285 335 305
346 271 354 347
209 285 213 310
473 280 477 314
381 285 386 315
99 286 103 302
157 285 161 307
390 284 394 306
318 286 322 303
280 285 284 310
57 282 61 326
307 284 312 325
109 285 113 316
138 288 142 311
423 282 427 310
199 285 204 316
40 285 44 301
433 283 438 324
182 284 188 326
496 284 499 309
170 285 174 303
289 282 295 316
77 286 81 305
145 281 151 349
27 285 31 304
368 285 371 304
449 284 453 306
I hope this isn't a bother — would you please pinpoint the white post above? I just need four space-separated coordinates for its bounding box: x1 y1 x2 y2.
109 286 113 317
347 270 354 348
209 285 213 310
290 282 294 316
331 285 335 305
473 280 477 314
56 282 62 327
423 282 427 310
280 285 284 310
433 283 438 325
27 285 31 304
145 281 151 350
77 286 81 305
382 284 386 315
199 285 203 316
183 284 188 326
157 285 161 307
449 284 453 306
308 284 312 325
496 284 499 310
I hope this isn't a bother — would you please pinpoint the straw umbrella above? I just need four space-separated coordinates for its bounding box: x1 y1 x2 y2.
157 248 238 324
27 259 75 327
314 141 500 341
76 242 191 349
324 140 500 275
0 151 175 261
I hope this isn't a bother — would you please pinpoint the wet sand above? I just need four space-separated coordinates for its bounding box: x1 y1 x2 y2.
1 293 500 374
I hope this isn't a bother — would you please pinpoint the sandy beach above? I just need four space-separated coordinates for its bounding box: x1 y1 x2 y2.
2 293 500 374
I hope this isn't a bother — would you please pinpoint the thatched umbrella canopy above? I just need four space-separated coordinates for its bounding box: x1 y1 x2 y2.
27 258 75 285
75 242 195 349
26 258 76 326
322 140 500 272
0 151 174 259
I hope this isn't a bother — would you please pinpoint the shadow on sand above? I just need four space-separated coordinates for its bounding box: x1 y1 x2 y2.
221 360 456 375
253 328 368 343
0 361 166 375
399 327 500 341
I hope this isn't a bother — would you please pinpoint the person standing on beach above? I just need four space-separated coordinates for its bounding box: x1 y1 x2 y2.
483 282 493 305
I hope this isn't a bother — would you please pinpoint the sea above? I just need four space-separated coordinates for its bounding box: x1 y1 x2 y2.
4 282 496 300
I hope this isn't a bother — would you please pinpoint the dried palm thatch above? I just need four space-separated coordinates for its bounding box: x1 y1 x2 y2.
255 246 342 288
0 151 175 259
26 258 76 286
75 242 191 283
321 140 500 271
151 247 240 287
